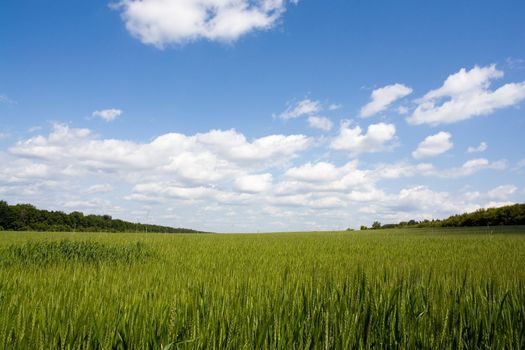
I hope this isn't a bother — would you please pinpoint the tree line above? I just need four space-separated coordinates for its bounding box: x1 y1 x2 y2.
0 201 203 233
361 203 525 230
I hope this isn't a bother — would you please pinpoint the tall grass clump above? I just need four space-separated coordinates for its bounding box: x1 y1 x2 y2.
0 239 152 267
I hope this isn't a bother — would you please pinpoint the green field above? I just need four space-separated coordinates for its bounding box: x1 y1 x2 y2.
1 228 524 349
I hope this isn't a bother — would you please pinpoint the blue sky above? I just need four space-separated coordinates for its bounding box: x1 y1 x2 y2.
1 0 525 232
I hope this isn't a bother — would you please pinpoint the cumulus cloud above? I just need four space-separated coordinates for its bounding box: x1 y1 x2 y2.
284 162 346 183
85 184 114 194
349 185 483 224
64 198 110 209
330 121 396 155
447 158 507 177
371 162 436 180
360 84 413 117
276 99 337 132
369 158 505 182
371 158 507 180
387 186 484 218
307 116 333 131
487 184 517 200
269 193 346 209
0 122 518 232
195 129 311 163
394 186 454 212
7 123 313 212
396 106 409 115
277 99 321 120
131 182 249 203
92 108 123 122
412 131 453 159
484 201 516 209
113 0 296 47
9 124 311 179
408 65 525 125
275 161 372 198
235 173 273 193
467 142 487 153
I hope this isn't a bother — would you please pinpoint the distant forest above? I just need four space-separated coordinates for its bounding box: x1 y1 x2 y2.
0 201 202 233
363 203 525 230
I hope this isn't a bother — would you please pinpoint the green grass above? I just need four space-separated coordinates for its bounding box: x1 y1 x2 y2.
0 228 524 349
0 240 152 267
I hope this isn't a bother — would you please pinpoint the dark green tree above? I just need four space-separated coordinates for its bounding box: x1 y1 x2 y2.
371 221 381 229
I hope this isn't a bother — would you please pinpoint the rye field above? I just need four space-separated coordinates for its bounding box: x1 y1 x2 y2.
0 228 524 349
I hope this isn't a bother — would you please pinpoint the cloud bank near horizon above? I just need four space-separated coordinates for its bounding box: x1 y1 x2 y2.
1 64 524 232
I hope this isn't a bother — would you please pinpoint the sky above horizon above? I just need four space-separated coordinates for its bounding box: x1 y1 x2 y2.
1 0 525 232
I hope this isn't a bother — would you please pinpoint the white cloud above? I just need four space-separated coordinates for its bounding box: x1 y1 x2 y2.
277 99 321 120
0 121 518 232
371 158 506 180
347 187 386 202
396 106 409 115
0 133 9 140
408 65 525 125
85 184 114 194
114 0 295 47
195 129 311 163
461 158 499 172
268 193 346 209
92 108 123 122
449 158 507 177
307 116 333 131
347 185 484 224
464 191 481 201
235 173 273 193
371 162 436 180
130 182 255 205
10 124 311 179
284 162 342 183
330 121 396 155
133 183 215 200
328 104 341 111
277 98 339 131
64 198 110 209
395 186 454 212
360 83 413 118
412 131 453 159
275 160 371 197
485 201 516 209
487 184 517 200
467 142 488 153
387 186 484 218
